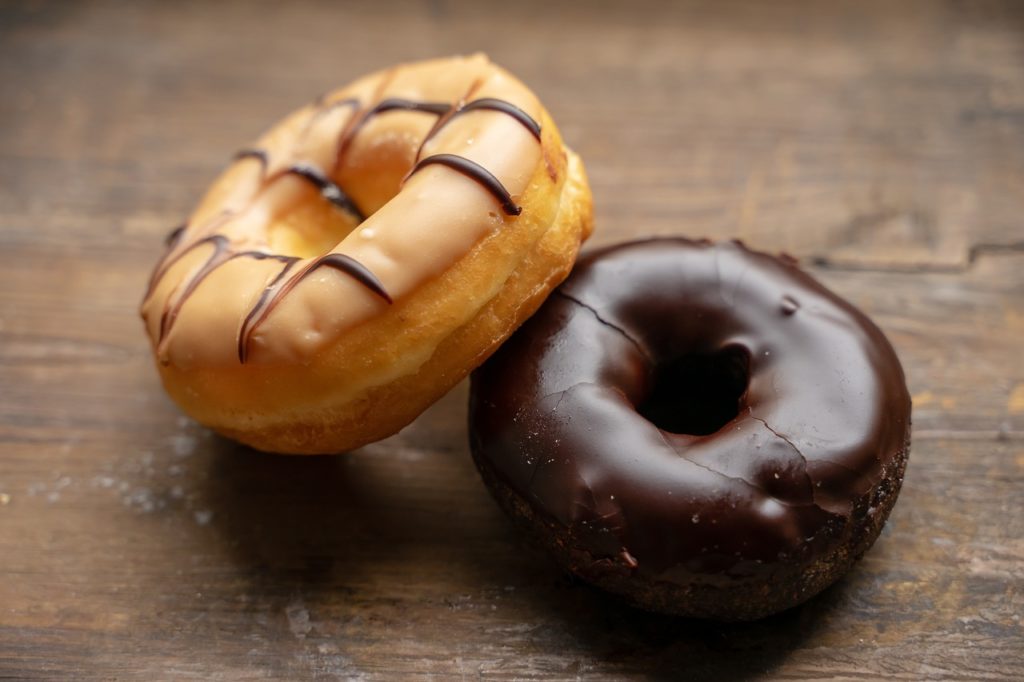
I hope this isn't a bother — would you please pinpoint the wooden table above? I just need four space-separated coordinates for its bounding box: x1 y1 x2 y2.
2 1 1022 678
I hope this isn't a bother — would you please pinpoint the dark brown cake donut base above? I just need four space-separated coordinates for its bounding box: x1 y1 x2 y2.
472 430 908 620
468 238 912 620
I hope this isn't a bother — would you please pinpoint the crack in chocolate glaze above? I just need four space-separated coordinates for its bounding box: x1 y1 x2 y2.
749 414 826 511
653 429 769 498
750 415 809 468
726 265 752 309
655 427 828 514
553 290 651 363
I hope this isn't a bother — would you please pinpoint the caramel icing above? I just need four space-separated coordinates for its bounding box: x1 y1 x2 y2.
141 54 545 369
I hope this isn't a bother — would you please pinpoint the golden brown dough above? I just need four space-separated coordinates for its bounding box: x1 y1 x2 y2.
140 55 593 453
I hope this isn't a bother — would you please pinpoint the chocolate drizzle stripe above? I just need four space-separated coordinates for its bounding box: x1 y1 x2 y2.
150 87 542 360
452 98 542 140
335 98 451 165
165 224 187 248
234 148 269 170
413 80 482 160
152 229 298 344
235 253 391 364
318 96 361 113
346 98 450 144
157 240 297 345
240 251 299 264
368 98 451 117
145 210 235 301
283 164 366 222
157 235 230 344
313 254 392 304
417 97 542 158
407 154 522 216
306 96 360 128
237 258 300 363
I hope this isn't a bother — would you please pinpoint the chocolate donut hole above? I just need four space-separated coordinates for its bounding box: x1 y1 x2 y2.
637 345 750 437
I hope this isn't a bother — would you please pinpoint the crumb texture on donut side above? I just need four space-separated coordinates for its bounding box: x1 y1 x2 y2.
220 149 592 453
140 55 593 453
469 238 912 619
474 436 908 620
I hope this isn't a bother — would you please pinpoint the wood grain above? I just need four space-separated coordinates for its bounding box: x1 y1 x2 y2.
1 0 1022 679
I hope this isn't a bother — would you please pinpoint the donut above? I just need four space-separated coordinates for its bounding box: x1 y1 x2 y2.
140 55 593 454
469 238 911 620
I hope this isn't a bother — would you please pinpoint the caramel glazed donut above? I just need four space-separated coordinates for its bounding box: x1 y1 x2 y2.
470 239 911 620
141 55 593 454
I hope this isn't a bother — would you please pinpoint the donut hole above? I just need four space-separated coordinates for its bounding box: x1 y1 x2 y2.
266 137 418 259
638 345 750 436
267 198 362 259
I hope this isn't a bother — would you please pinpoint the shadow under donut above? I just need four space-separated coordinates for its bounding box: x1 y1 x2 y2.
191 381 525 604
501 563 848 680
190 381 841 678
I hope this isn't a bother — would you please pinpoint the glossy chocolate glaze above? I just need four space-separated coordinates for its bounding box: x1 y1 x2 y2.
144 93 542 363
469 238 911 585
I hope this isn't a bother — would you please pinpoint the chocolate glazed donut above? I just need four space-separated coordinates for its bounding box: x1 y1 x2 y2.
469 238 911 620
